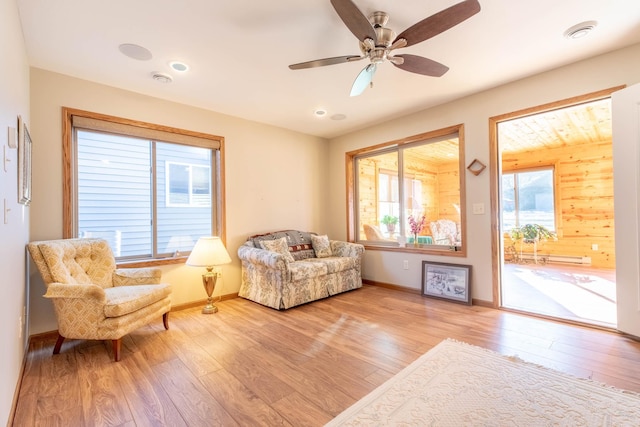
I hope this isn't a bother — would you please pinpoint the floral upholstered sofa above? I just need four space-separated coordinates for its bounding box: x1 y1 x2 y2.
237 230 364 309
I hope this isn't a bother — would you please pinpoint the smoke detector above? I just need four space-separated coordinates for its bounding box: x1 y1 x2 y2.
564 21 597 39
151 72 173 83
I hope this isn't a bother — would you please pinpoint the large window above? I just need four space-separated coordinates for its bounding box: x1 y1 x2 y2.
502 167 556 231
63 108 224 263
347 124 466 255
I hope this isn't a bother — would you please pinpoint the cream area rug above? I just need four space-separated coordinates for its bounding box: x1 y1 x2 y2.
326 339 640 426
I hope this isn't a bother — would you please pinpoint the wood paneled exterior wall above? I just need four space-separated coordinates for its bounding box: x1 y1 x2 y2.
502 138 614 268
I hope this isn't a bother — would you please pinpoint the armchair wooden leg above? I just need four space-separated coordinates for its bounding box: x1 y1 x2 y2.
163 312 170 330
112 339 122 362
53 334 65 355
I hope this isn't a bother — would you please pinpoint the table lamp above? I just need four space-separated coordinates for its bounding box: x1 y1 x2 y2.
186 236 232 314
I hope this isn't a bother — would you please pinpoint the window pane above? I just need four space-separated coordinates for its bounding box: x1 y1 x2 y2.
192 166 211 197
157 142 212 255
379 173 390 201
390 176 399 203
77 131 152 257
357 151 398 241
354 131 463 250
402 138 460 246
167 162 190 205
517 169 555 230
502 173 516 230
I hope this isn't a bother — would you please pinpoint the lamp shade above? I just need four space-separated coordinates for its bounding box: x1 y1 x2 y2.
186 236 232 267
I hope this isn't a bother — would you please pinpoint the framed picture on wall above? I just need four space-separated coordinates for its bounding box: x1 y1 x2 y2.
421 261 472 305
18 118 32 205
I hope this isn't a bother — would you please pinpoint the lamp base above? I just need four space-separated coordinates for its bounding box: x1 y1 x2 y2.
202 298 218 314
201 270 219 315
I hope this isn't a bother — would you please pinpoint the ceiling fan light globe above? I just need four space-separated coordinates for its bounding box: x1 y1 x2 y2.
362 38 375 51
350 63 377 97
389 38 408 51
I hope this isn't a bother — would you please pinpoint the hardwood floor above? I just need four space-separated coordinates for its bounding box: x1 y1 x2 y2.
12 285 640 426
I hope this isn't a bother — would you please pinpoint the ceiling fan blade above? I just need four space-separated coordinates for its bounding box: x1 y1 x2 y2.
350 63 377 97
289 55 363 70
392 54 449 77
330 0 377 42
394 0 481 47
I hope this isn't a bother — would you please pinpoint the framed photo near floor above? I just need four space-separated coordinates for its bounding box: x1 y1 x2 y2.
421 261 472 305
18 118 32 205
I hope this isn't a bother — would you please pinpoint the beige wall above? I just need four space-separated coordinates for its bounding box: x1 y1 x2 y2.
28 69 329 334
0 0 30 423
327 43 640 302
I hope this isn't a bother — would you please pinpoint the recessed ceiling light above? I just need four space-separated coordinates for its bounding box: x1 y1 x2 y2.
564 21 597 39
151 72 173 83
169 61 189 72
314 109 327 117
119 43 152 61
330 114 347 121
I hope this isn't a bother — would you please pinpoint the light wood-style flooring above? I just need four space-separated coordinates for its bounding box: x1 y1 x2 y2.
12 285 640 426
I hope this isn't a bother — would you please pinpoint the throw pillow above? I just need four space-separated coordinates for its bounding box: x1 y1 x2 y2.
260 237 295 262
311 234 332 258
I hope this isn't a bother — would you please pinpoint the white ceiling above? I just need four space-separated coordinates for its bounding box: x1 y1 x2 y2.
16 0 640 139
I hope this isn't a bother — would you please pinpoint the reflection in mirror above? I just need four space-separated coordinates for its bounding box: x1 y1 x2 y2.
351 125 464 253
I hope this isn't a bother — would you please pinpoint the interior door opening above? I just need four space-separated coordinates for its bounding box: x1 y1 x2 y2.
494 95 617 328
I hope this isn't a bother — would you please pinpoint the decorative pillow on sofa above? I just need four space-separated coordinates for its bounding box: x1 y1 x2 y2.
250 230 316 261
311 234 332 258
260 237 295 262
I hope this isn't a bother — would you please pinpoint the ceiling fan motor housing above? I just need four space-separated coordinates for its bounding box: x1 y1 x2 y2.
369 11 396 47
369 11 389 27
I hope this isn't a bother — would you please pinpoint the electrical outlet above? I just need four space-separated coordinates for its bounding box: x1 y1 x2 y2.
403 260 409 270
18 316 22 339
591 244 598 251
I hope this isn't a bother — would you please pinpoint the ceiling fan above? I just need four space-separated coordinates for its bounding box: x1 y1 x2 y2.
289 0 481 96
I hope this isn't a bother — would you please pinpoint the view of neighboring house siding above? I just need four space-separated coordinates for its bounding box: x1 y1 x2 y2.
77 131 212 258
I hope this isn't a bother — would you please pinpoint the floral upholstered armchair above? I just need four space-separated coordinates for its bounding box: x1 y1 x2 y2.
429 219 461 246
28 238 172 361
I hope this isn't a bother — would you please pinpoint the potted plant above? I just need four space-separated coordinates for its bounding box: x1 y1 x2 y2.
381 215 399 234
509 223 557 264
